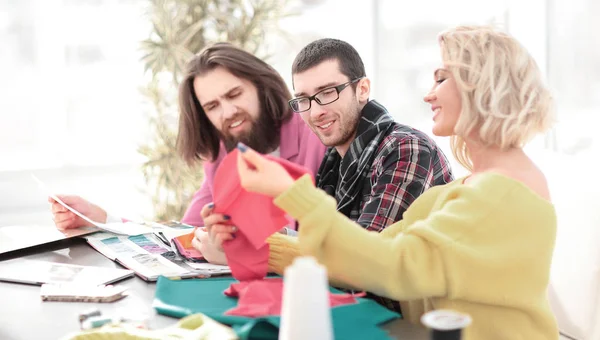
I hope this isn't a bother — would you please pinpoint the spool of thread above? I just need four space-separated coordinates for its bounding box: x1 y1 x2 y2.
421 309 472 340
279 256 333 340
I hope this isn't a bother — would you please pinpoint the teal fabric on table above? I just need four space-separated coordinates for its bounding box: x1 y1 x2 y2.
153 276 400 340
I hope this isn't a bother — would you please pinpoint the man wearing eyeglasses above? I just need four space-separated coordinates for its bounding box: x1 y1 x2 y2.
290 37 454 259
286 38 453 311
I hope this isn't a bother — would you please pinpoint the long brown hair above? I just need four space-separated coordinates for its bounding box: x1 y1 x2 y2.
177 43 293 164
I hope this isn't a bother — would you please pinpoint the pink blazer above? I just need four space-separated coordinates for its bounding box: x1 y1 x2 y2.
181 113 326 226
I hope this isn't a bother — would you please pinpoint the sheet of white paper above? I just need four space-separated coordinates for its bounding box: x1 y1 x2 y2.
95 222 154 236
185 261 231 273
32 174 152 236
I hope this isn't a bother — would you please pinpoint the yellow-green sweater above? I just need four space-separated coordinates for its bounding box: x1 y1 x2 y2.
267 173 558 340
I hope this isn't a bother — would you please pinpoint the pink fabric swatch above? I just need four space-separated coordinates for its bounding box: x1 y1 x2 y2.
212 149 312 281
221 233 270 282
223 278 364 317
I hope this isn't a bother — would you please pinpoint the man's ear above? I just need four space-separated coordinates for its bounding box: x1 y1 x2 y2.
357 77 371 103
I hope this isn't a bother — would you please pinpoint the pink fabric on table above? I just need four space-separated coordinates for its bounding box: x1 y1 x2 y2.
223 278 364 317
212 148 312 281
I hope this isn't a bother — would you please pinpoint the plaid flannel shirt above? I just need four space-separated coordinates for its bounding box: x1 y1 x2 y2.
355 124 454 232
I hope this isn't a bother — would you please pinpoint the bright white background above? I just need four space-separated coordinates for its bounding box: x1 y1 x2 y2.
0 0 598 226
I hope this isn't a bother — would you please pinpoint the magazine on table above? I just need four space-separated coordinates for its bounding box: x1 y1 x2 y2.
84 223 231 281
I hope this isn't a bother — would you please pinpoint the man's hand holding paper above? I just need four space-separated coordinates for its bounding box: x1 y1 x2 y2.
48 195 107 230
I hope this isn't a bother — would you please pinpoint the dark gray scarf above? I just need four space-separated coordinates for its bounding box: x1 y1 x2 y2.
316 100 396 220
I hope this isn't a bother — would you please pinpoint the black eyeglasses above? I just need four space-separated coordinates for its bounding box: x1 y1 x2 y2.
288 77 364 113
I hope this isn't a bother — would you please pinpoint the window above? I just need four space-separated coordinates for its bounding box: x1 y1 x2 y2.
0 0 151 225
547 0 600 156
0 0 149 172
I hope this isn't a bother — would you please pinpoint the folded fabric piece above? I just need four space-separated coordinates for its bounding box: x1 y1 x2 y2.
223 278 364 318
153 276 400 340
172 229 205 261
212 149 311 281
222 233 270 282
223 279 283 317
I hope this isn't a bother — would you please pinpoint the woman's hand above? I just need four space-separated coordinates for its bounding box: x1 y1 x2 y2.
236 143 295 198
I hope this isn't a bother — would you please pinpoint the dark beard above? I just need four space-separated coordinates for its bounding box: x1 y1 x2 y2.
221 112 280 154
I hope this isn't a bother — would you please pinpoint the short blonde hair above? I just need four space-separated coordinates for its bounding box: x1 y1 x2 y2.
438 25 554 171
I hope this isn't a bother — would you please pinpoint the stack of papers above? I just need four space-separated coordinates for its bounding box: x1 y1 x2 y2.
40 283 129 303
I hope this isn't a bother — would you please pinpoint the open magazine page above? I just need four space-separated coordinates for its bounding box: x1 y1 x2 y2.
85 232 230 281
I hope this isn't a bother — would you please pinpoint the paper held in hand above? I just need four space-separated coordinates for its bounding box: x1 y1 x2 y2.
31 174 152 236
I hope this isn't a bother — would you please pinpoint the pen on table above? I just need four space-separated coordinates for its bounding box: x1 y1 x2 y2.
155 232 170 247
158 231 170 243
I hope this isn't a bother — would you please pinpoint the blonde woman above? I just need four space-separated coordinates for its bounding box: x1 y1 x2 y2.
209 26 558 339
